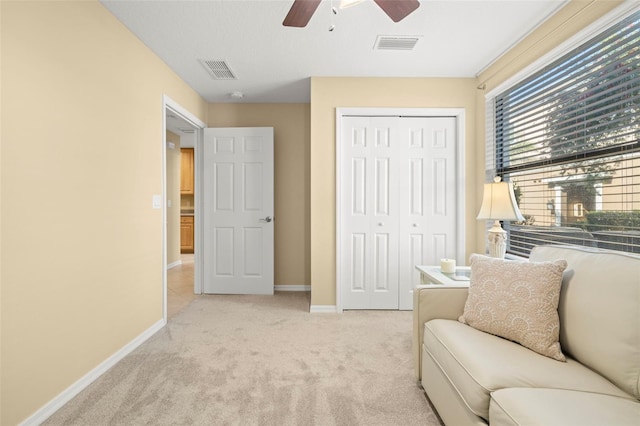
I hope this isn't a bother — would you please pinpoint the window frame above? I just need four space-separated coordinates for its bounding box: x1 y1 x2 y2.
484 3 640 257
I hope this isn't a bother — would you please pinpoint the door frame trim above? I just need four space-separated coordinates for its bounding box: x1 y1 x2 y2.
335 107 466 312
162 95 206 322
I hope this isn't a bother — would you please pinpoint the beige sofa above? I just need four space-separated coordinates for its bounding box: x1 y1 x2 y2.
413 245 640 425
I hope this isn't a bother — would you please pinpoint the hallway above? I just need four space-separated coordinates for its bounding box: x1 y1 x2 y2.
167 254 196 318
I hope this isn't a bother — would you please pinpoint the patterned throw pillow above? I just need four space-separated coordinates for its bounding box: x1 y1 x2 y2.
459 254 568 361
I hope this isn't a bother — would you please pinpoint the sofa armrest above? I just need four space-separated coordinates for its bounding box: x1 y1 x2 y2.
413 284 470 381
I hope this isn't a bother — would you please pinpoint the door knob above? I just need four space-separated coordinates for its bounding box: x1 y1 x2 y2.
260 216 273 223
378 222 384 226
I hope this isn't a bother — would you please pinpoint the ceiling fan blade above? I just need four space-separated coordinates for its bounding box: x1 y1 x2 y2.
373 0 420 22
283 0 322 27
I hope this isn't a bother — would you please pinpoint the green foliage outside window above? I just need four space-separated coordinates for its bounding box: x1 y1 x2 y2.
584 210 640 232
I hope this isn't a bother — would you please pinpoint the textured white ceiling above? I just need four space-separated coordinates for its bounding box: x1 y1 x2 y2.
101 0 567 103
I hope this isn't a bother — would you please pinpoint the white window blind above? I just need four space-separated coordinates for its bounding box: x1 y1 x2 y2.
489 10 640 257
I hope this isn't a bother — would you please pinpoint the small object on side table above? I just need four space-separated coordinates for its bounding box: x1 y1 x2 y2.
416 265 471 285
440 258 456 273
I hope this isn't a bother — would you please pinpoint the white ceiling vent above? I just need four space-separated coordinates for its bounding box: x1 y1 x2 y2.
199 59 237 80
374 35 421 51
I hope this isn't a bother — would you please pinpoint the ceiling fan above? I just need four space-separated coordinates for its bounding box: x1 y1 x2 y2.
283 0 420 27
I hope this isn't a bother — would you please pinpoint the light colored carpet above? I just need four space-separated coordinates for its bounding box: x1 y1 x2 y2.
45 292 442 425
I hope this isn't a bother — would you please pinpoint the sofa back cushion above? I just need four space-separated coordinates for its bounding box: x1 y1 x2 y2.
530 245 640 399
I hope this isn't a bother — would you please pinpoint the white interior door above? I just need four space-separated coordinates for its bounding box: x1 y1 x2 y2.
397 117 457 309
340 115 458 310
340 116 401 309
203 127 274 294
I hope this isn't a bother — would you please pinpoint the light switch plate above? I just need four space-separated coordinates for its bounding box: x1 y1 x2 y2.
152 194 162 209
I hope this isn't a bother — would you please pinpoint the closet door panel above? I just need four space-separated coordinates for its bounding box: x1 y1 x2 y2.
341 116 399 309
398 117 458 310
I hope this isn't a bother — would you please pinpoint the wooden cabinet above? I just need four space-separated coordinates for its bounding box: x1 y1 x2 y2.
180 216 194 253
180 148 194 195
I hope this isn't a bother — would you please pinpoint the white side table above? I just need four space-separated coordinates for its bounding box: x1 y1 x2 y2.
415 265 471 285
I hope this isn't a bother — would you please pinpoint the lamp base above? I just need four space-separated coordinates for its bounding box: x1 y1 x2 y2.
487 220 507 259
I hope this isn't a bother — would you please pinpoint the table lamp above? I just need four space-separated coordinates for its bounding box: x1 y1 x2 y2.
476 176 524 258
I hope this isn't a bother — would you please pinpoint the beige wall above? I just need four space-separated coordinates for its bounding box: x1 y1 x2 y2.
166 131 181 265
309 77 478 306
0 2 3 422
1 2 207 424
208 103 311 286
0 0 629 423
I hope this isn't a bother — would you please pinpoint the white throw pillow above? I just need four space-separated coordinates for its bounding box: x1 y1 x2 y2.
459 254 567 361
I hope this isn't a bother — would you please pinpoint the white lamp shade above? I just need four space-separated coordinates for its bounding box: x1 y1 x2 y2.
477 179 525 221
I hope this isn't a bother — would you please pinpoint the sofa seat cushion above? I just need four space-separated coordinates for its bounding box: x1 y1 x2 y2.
423 319 633 420
489 388 640 426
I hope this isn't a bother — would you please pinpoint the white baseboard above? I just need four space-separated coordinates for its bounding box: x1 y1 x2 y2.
309 305 338 313
20 318 166 426
167 260 182 269
274 284 310 292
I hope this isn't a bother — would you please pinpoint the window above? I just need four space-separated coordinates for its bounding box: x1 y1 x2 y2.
487 10 640 257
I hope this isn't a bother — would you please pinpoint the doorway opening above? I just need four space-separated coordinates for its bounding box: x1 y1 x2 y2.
163 96 206 322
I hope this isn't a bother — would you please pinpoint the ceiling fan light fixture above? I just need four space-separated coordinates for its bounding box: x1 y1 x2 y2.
373 0 420 22
283 0 419 27
340 0 365 9
282 0 322 27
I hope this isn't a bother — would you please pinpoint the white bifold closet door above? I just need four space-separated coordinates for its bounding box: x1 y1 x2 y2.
340 116 458 310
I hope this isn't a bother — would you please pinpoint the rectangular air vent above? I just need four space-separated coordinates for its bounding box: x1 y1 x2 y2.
374 35 421 51
199 59 237 80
